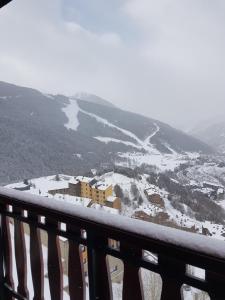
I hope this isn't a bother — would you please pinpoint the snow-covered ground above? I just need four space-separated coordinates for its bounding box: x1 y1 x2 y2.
116 151 192 171
99 172 225 240
6 172 225 241
94 136 143 150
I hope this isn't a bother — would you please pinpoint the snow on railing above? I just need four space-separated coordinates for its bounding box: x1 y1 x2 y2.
0 186 225 299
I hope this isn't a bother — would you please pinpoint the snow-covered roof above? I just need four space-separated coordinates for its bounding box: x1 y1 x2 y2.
76 176 93 183
217 188 224 195
145 189 160 196
75 176 111 190
54 194 91 208
48 182 69 191
90 203 119 215
93 181 111 191
69 178 79 185
145 184 165 196
106 196 118 203
203 181 222 188
7 182 29 189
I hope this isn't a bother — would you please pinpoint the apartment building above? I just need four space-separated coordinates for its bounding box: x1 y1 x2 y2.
77 176 113 205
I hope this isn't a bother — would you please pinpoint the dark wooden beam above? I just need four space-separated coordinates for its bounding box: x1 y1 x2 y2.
0 0 13 9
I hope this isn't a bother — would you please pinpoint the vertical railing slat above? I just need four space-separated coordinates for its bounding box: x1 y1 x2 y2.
206 271 225 300
13 207 29 298
0 204 14 300
87 231 112 300
67 224 84 300
159 256 185 300
46 217 63 300
121 242 143 300
29 212 44 300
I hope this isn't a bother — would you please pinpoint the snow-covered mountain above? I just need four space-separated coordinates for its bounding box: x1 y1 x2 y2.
0 81 214 184
192 120 225 153
73 92 116 108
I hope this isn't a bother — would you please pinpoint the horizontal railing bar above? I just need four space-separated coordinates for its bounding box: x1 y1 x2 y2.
106 247 159 273
0 187 225 275
4 284 28 300
97 245 208 292
2 210 87 245
184 276 207 292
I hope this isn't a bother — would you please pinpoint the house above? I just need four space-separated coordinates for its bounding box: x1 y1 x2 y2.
144 186 165 208
48 176 118 208
105 196 121 210
48 178 81 196
76 176 113 205
202 182 225 200
9 180 31 191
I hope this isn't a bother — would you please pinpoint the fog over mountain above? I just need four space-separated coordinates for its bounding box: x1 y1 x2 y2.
1 0 225 129
191 116 225 154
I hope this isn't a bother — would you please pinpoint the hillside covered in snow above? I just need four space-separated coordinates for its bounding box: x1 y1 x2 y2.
6 160 225 241
0 81 214 184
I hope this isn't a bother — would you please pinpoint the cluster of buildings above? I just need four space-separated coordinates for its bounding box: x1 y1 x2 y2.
48 176 121 210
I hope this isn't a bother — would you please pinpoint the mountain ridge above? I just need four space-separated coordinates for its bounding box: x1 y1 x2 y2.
0 81 214 184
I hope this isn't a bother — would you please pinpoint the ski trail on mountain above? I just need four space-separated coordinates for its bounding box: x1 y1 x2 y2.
143 123 160 147
79 108 143 144
94 137 143 149
62 99 161 154
80 108 160 153
62 99 80 131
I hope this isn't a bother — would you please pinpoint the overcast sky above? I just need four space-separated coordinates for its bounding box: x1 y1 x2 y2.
1 0 225 130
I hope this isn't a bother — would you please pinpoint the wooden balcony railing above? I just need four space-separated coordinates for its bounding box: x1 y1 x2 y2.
0 187 225 299
0 0 13 9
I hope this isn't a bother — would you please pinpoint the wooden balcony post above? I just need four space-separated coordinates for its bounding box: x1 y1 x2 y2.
46 217 63 300
0 212 5 300
0 204 14 300
67 224 84 300
13 207 29 299
121 242 143 300
206 271 225 300
29 212 44 300
0 0 13 9
159 255 185 300
0 207 5 300
87 231 112 300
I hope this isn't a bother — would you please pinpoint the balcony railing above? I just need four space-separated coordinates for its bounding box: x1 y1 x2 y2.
0 0 12 9
0 187 225 299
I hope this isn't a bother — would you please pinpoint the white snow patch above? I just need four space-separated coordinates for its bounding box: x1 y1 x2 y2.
143 122 160 147
116 152 187 171
73 153 82 159
80 108 143 145
94 136 142 149
62 99 80 131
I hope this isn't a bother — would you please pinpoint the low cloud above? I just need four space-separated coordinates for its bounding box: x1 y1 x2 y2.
1 0 225 129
